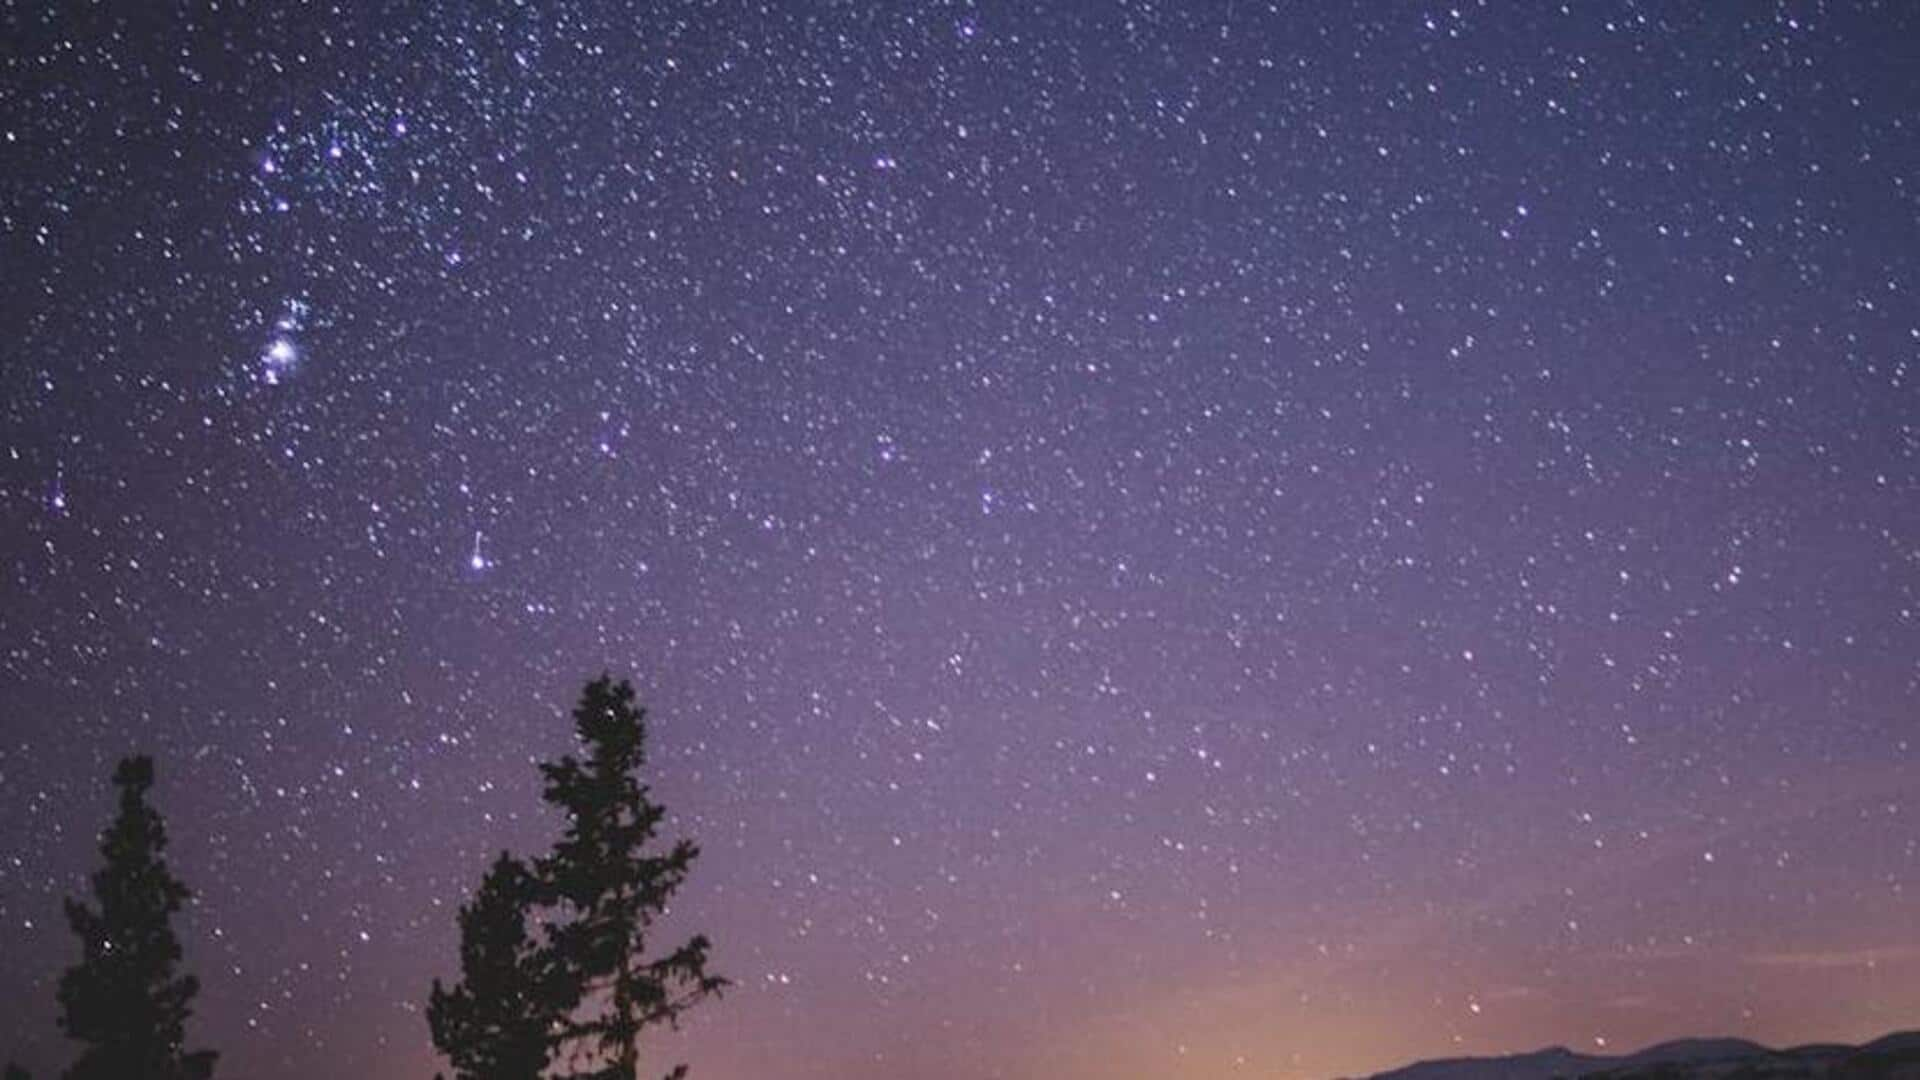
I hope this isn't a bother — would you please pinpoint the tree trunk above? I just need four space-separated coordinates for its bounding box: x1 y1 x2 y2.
616 891 636 1079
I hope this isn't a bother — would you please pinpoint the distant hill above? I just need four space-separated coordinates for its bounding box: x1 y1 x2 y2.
1363 1030 1920 1080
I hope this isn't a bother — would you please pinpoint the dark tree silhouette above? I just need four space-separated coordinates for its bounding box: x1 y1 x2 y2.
537 676 725 1080
6 1062 32 1080
57 756 216 1080
428 853 565 1080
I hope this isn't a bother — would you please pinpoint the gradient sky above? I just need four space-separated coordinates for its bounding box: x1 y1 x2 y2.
2 3 1918 1078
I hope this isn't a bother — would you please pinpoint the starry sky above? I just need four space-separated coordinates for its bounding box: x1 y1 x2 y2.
2 3 1918 1078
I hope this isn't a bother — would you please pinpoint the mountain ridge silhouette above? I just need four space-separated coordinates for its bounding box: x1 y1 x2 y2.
1358 1030 1920 1080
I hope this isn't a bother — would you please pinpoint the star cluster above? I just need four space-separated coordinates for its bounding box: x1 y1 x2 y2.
2 4 1917 1078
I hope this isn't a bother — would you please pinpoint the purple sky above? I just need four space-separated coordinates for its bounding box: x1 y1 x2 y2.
3 4 1917 1078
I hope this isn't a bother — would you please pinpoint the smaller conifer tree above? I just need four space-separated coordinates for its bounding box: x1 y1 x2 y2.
57 755 216 1080
428 853 567 1080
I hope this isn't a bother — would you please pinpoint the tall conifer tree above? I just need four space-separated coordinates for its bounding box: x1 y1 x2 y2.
537 676 724 1080
57 756 216 1080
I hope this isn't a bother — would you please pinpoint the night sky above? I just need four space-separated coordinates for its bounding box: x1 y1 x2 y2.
3 3 1918 1078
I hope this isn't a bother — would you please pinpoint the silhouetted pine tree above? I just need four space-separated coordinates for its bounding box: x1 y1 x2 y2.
537 676 725 1080
428 852 565 1080
57 756 216 1080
